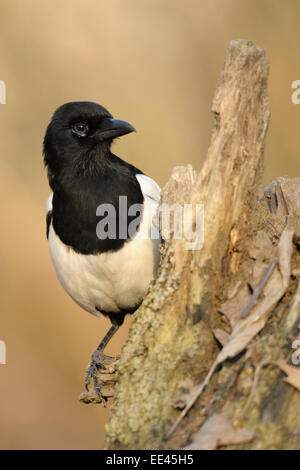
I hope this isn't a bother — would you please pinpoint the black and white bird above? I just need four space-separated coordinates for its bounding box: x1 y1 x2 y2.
44 101 161 398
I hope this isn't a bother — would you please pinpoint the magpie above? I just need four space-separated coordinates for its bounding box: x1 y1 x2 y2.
43 101 161 398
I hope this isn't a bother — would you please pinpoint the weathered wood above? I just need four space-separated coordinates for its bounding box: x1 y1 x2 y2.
104 40 300 450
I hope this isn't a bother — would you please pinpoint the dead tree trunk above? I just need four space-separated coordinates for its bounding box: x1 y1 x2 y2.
104 40 300 450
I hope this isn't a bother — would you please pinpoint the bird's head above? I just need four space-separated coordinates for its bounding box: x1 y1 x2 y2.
43 101 135 187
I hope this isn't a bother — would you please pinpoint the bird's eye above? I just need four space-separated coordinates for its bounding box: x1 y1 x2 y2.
72 122 89 137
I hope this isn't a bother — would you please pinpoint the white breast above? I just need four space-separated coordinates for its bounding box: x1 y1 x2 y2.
47 174 161 318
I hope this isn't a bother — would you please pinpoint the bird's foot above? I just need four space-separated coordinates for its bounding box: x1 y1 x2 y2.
85 349 106 397
83 350 119 405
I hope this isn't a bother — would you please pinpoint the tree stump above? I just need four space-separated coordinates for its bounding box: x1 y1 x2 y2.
104 39 300 450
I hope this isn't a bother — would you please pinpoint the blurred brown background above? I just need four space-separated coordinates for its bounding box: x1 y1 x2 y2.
0 0 299 450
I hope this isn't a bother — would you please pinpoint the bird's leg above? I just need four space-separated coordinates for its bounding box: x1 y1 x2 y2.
85 323 120 398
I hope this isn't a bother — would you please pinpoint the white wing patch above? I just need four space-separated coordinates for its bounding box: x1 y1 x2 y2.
46 192 53 214
136 174 161 202
136 173 161 241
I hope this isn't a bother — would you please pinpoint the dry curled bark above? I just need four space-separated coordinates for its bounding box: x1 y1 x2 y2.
104 40 300 450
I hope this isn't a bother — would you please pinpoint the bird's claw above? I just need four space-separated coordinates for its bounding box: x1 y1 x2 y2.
85 350 107 402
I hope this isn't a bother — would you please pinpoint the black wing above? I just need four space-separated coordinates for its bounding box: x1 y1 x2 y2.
46 211 52 239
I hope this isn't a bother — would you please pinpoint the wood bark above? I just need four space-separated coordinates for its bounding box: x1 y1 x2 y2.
103 40 300 450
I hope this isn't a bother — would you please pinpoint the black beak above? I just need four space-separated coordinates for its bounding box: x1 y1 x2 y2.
93 118 136 142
